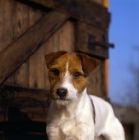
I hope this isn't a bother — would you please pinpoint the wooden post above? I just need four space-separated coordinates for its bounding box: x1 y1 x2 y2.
104 59 109 98
104 0 109 99
103 0 109 8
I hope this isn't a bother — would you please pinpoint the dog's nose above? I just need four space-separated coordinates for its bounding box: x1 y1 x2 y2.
56 88 67 98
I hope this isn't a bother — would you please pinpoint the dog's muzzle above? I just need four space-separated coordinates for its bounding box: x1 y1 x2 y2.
56 88 67 99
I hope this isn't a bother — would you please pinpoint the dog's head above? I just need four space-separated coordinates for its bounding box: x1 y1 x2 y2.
45 51 99 106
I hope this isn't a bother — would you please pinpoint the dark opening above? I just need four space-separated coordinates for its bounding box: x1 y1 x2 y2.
0 107 48 140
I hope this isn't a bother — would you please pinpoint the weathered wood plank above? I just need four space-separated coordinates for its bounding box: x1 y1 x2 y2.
58 21 74 51
0 0 13 53
5 2 45 87
29 6 43 26
13 2 30 86
52 26 60 52
75 22 109 58
0 85 49 122
0 0 3 52
12 1 29 40
27 0 110 29
104 59 109 97
1 0 15 84
0 11 69 85
29 47 46 89
28 6 45 89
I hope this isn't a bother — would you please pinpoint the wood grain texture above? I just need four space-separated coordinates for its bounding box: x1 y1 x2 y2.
28 7 45 89
0 11 69 85
0 0 3 52
52 26 60 52
13 2 30 87
28 0 110 29
0 0 13 53
29 46 46 89
58 21 74 51
0 85 49 122
2 0 17 84
104 59 109 97
5 2 44 87
75 22 108 58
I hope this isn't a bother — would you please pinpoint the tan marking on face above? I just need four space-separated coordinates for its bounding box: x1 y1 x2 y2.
48 54 69 98
68 54 88 93
48 53 88 99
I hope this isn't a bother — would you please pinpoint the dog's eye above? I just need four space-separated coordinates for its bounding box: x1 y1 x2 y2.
50 68 60 76
73 72 82 78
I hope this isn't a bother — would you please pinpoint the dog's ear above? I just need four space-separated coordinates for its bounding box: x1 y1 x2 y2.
45 51 67 68
77 53 99 76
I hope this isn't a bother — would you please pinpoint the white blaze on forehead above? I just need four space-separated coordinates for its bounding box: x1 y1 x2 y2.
60 61 78 100
64 61 70 82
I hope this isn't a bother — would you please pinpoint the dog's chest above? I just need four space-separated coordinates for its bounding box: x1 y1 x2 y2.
47 112 94 140
47 94 95 139
53 119 85 139
58 118 80 138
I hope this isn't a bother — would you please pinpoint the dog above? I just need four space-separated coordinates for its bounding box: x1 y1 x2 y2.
45 51 125 140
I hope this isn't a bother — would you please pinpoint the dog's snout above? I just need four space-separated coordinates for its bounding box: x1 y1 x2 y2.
56 88 67 98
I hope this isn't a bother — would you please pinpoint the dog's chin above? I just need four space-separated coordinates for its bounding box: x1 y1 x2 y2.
54 98 71 107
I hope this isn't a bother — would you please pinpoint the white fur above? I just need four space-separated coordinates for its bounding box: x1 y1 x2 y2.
60 62 78 101
47 62 125 140
47 88 94 140
54 62 79 107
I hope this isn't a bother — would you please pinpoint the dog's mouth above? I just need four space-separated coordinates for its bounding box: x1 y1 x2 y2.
54 97 71 107
55 97 70 101
59 97 66 100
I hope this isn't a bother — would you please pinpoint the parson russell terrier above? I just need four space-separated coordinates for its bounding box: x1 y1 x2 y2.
45 51 125 140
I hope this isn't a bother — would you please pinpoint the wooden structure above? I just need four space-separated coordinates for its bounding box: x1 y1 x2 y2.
113 104 139 140
0 0 112 139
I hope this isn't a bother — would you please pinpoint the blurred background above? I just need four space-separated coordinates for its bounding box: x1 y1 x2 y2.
109 0 139 108
109 1 139 140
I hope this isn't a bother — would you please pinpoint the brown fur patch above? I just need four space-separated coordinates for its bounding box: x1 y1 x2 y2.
67 53 88 93
45 52 99 97
47 54 69 98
